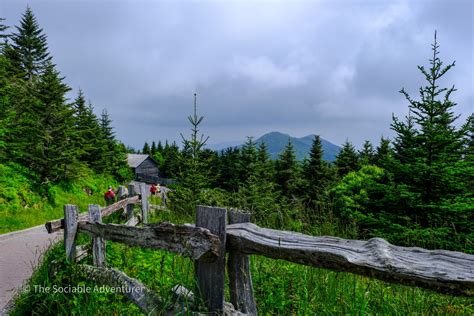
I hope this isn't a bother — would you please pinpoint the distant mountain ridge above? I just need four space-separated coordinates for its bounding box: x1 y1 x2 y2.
208 131 341 161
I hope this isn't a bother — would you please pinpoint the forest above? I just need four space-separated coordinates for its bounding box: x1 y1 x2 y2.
1 7 473 315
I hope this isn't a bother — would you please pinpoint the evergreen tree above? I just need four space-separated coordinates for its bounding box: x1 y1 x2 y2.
8 7 51 80
374 137 392 169
465 114 474 162
335 140 359 177
178 93 210 203
19 62 75 183
303 135 331 203
157 141 164 154
239 137 258 182
0 17 9 52
73 91 105 172
359 140 375 166
161 141 180 178
151 141 157 156
100 109 115 142
217 147 241 192
142 142 150 155
392 32 468 203
275 139 297 198
256 142 274 182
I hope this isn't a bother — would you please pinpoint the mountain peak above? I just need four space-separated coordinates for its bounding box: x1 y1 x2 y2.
208 131 341 161
255 132 340 161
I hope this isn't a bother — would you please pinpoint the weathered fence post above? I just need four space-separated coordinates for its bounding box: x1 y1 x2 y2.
228 210 258 315
195 206 227 314
126 184 135 221
89 204 106 267
140 183 149 224
64 204 78 261
117 185 127 201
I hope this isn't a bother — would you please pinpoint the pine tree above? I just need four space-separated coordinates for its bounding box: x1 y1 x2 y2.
465 114 474 162
359 140 375 166
303 135 331 202
151 141 157 156
256 142 274 182
8 7 51 80
217 147 241 192
20 62 75 183
392 32 468 203
161 141 180 178
239 137 258 182
0 17 9 52
275 139 297 198
142 142 150 155
157 141 164 154
335 140 359 177
374 137 392 169
73 91 105 172
178 93 210 203
100 109 115 142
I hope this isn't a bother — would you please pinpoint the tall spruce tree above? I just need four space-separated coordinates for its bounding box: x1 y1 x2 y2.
142 142 150 155
178 93 210 203
157 141 164 154
73 91 105 172
217 147 241 192
25 62 75 182
392 32 468 203
239 137 258 182
335 140 359 177
359 140 375 166
275 139 297 198
151 141 157 156
466 114 474 162
8 7 51 80
256 142 274 182
303 135 331 202
0 17 9 52
374 137 392 169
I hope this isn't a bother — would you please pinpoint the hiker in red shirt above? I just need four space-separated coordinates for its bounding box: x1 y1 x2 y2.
150 183 158 196
150 183 161 196
104 186 116 205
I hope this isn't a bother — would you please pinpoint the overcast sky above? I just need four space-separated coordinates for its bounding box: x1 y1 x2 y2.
2 0 473 149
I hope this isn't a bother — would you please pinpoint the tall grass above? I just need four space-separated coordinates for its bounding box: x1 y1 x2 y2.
10 202 474 315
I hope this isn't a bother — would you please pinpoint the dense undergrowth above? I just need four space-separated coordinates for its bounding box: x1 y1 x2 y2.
0 163 118 234
10 198 474 315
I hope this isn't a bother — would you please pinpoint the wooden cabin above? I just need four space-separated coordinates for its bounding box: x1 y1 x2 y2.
127 154 159 179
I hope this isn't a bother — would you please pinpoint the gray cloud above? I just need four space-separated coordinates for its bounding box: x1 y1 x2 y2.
2 0 472 150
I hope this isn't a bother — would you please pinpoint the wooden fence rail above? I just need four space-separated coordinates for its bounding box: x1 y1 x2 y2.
51 199 474 315
45 195 140 233
226 222 474 297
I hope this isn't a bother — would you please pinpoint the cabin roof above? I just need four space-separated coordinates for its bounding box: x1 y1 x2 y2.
127 154 152 168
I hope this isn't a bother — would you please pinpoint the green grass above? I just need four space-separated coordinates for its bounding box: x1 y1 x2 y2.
10 202 474 315
0 163 119 234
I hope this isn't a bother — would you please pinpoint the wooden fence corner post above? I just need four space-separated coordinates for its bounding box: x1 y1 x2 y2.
64 204 78 261
89 204 106 267
117 185 127 201
140 183 149 224
228 209 258 315
126 184 136 221
195 206 227 314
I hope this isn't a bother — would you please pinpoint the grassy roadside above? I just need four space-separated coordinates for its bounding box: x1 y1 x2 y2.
10 201 474 315
0 163 119 234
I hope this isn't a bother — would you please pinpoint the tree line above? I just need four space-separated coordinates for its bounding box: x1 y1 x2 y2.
0 8 131 187
139 33 472 252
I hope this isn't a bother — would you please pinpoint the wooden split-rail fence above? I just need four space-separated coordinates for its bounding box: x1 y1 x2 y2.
45 185 474 315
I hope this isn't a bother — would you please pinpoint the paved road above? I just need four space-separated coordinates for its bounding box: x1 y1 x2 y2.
0 225 62 314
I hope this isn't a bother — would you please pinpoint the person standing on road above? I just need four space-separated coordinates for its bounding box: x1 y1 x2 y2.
104 186 116 205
